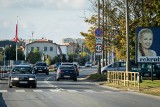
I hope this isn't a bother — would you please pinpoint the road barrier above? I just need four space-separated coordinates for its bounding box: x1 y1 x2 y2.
107 71 140 91
0 66 11 79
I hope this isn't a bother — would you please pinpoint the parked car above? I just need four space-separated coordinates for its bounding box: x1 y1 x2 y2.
101 61 126 73
34 61 49 75
8 65 37 88
56 65 77 81
85 62 92 67
101 61 160 79
61 62 79 76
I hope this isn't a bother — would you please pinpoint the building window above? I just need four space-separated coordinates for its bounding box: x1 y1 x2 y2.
44 47 47 51
50 47 53 51
31 47 34 51
37 47 39 51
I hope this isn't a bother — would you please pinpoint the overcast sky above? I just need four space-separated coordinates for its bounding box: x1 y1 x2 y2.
0 0 93 44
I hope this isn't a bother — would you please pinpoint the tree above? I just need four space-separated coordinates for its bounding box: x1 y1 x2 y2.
27 48 41 64
82 0 160 61
5 46 25 60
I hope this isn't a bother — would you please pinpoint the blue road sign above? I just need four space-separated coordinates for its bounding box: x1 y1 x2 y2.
95 28 103 37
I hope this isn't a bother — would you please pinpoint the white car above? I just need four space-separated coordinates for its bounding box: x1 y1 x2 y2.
101 61 126 73
85 62 92 67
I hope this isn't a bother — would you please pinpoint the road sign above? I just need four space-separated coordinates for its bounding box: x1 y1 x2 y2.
95 28 103 37
95 37 102 44
95 44 102 52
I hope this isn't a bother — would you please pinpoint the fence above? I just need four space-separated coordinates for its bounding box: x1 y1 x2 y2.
107 71 140 91
0 66 11 79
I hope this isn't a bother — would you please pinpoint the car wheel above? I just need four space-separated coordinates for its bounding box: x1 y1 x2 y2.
8 80 12 88
32 84 37 88
73 78 77 81
77 72 79 76
56 78 59 81
46 71 49 75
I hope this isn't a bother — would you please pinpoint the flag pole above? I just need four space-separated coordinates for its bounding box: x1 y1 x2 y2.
16 16 18 61
16 42 17 61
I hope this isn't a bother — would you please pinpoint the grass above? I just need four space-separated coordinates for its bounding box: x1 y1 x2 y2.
138 80 160 96
87 73 160 96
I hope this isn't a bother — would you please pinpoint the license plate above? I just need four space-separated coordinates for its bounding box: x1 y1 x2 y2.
38 70 42 71
19 81 28 84
64 76 70 78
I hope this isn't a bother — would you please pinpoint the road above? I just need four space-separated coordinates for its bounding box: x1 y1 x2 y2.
0 66 160 107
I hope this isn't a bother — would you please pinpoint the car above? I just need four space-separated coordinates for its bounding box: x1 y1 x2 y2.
101 61 126 73
85 62 92 67
8 65 37 88
34 61 49 75
101 61 160 79
56 65 77 81
61 62 79 76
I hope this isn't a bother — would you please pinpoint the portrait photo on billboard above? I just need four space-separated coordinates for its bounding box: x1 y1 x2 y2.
136 27 160 63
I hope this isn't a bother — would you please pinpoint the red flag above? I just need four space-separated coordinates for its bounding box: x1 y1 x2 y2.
13 23 18 42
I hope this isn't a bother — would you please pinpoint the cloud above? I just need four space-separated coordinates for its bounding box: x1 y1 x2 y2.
0 0 87 9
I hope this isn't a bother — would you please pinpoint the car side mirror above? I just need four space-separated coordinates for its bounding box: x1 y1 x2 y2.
32 70 36 74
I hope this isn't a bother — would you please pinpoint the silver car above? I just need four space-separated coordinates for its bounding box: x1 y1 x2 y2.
101 61 126 73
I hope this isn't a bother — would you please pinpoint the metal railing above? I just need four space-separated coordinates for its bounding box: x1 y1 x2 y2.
0 66 11 79
107 71 140 91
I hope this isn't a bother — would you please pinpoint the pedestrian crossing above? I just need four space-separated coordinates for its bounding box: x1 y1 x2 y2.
0 89 113 93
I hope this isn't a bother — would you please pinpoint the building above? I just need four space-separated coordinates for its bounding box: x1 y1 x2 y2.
25 39 57 60
62 38 85 46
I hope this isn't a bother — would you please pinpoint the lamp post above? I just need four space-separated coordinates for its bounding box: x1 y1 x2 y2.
125 0 130 84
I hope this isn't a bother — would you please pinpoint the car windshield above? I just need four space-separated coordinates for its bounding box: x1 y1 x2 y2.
86 62 92 64
60 66 74 70
12 67 32 74
36 63 47 66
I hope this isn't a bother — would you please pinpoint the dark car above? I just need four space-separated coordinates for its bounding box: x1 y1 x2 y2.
61 62 79 76
34 62 49 75
56 65 77 81
8 65 37 88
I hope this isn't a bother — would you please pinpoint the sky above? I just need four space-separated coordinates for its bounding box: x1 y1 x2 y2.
0 0 93 45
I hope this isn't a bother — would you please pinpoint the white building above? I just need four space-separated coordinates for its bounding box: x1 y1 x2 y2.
25 39 57 60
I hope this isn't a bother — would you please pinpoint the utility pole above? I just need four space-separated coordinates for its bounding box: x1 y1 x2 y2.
97 0 101 74
125 0 130 79
102 0 105 67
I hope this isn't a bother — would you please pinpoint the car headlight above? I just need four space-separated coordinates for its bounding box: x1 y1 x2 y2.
11 77 19 80
29 78 36 80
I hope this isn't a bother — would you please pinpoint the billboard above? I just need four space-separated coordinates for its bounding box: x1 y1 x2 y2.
136 27 160 63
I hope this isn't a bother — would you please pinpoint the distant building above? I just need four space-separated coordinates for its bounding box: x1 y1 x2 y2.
62 38 85 46
62 38 74 45
25 39 57 60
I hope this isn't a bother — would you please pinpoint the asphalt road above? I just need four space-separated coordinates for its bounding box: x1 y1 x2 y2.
0 67 160 107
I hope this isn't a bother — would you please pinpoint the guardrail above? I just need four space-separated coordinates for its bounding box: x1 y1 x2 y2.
107 71 140 91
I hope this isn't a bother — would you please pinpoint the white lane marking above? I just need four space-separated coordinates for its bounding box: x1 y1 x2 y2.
33 90 43 92
84 90 96 92
0 90 7 92
103 91 113 93
15 90 25 92
67 90 78 92
50 89 61 92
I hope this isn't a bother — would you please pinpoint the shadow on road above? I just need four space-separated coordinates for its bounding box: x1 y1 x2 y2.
0 93 7 107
